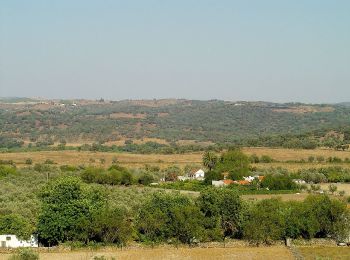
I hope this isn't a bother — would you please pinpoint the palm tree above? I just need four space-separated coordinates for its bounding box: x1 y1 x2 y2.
202 151 218 171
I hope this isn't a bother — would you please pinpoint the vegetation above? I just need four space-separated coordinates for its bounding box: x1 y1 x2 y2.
1 99 350 152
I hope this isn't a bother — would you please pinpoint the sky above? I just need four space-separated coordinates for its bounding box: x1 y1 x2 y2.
0 0 349 103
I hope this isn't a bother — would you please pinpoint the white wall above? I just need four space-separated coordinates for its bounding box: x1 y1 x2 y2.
0 235 38 248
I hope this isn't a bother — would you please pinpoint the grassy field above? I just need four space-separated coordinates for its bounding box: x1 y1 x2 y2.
0 151 203 168
0 246 294 260
1 148 350 170
318 183 350 196
243 147 350 161
298 246 350 260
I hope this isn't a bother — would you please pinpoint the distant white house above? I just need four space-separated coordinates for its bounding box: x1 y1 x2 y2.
188 169 205 180
293 179 306 185
0 235 38 248
212 180 225 187
243 176 255 182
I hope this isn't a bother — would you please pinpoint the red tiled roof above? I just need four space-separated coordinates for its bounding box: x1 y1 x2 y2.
237 180 250 185
223 179 235 185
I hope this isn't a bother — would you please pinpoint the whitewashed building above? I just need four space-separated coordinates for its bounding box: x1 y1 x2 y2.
188 169 205 180
212 180 225 187
0 235 38 248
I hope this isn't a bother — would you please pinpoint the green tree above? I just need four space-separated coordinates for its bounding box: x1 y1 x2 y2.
0 214 33 240
216 150 250 180
202 151 218 171
198 189 246 240
37 176 106 245
243 198 285 245
86 207 132 246
137 192 204 245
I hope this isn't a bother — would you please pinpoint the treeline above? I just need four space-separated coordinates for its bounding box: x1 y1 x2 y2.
2 176 348 246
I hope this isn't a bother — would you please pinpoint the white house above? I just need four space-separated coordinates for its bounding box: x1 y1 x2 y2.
188 169 205 180
212 180 225 187
0 235 38 248
243 176 255 182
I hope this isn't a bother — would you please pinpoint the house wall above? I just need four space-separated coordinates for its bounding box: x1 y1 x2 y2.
0 235 38 248
212 180 225 187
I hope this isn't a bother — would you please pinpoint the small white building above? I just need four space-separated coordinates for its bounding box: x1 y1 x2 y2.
0 235 38 248
243 176 255 182
188 169 205 180
212 180 225 187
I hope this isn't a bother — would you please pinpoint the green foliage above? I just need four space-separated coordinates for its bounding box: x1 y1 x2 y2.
137 192 204 244
216 150 250 180
81 166 133 186
260 155 274 163
202 151 218 171
25 158 33 165
3 100 350 151
84 207 132 246
0 165 17 178
198 189 245 239
203 170 223 185
243 198 286 244
261 174 297 190
0 214 33 240
37 176 106 245
9 248 39 260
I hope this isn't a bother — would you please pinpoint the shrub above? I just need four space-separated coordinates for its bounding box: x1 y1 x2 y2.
308 156 315 163
9 248 39 260
260 155 274 163
44 159 55 165
243 198 285 245
261 174 297 190
0 165 17 178
25 158 33 165
316 156 325 162
249 154 259 163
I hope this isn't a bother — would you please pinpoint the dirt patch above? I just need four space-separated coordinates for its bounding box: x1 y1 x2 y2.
272 105 335 114
109 113 146 119
243 147 350 161
157 112 169 117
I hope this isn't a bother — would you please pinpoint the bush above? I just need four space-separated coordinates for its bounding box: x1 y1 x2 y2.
243 198 285 245
308 156 315 163
260 155 274 163
25 158 33 165
9 248 39 260
44 159 55 165
0 165 17 178
261 174 297 190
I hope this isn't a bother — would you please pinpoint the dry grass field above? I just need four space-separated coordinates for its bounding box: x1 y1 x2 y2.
298 246 350 260
318 183 350 196
0 246 294 260
2 148 350 171
243 147 350 161
0 151 203 168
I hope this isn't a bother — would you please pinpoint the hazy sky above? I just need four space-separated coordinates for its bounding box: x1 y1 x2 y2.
1 0 349 103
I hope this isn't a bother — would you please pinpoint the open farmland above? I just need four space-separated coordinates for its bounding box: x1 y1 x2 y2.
0 246 294 260
2 148 350 170
0 151 203 168
243 147 350 161
298 246 350 260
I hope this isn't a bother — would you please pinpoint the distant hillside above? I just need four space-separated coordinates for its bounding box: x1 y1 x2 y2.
1 99 350 147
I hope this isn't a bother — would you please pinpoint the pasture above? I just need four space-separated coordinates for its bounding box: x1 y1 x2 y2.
0 246 294 260
1 148 350 171
298 246 350 260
